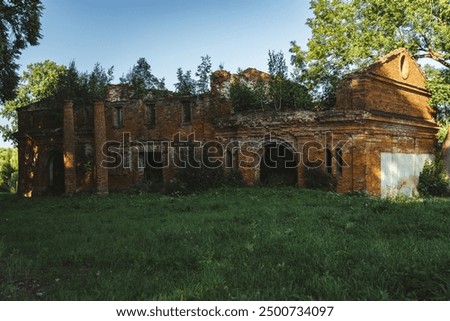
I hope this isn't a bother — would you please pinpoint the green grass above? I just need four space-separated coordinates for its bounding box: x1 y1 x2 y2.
0 187 449 300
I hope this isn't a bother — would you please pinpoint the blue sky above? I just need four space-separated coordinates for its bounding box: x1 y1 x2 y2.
0 0 313 147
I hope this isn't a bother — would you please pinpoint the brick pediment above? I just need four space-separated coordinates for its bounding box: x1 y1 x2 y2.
364 48 427 90
336 48 435 122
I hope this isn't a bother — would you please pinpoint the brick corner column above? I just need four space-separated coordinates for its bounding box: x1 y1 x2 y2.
94 101 109 194
63 100 76 195
442 126 450 178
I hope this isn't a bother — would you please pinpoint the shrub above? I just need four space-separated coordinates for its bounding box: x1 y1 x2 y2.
162 166 244 196
127 180 161 194
0 162 18 193
229 76 313 112
229 79 261 112
303 166 337 192
418 159 450 197
163 165 225 196
223 169 244 187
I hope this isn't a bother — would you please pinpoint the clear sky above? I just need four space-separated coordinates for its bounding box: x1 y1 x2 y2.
0 0 313 147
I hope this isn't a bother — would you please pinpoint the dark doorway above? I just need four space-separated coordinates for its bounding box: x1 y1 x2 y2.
48 151 64 194
144 152 164 185
260 142 297 186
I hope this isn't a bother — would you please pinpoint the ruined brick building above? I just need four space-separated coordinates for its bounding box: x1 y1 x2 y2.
17 48 440 197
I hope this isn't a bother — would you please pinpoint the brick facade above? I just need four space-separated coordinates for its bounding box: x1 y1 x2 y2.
17 49 439 197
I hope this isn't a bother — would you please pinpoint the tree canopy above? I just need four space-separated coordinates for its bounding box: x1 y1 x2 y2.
229 51 312 112
298 0 450 117
120 58 166 98
174 68 196 95
195 55 212 94
0 0 44 102
0 60 67 142
0 147 17 192
174 55 213 95
0 60 113 143
306 0 450 71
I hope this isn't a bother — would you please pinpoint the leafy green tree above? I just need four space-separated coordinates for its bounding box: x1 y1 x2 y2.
423 65 450 121
267 50 312 110
285 80 313 110
229 78 260 112
0 60 67 142
299 0 450 113
268 50 288 110
289 41 308 83
120 58 166 98
0 0 44 102
228 53 312 112
174 68 196 95
0 60 114 143
253 78 270 111
82 63 114 101
195 55 212 94
0 147 18 193
59 61 114 103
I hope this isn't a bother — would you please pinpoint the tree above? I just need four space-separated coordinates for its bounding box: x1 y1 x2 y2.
0 0 44 102
267 50 312 111
120 58 166 98
195 55 212 94
229 77 260 112
174 68 196 95
299 0 450 114
0 60 114 143
82 63 114 101
0 60 67 142
60 61 114 103
0 147 18 193
423 65 450 122
268 50 288 110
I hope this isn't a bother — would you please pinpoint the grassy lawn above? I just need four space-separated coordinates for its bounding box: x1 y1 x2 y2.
0 188 449 300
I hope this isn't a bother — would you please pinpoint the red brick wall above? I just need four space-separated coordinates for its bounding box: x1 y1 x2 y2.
16 49 439 197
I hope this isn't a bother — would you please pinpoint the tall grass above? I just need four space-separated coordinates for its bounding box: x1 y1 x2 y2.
0 188 449 300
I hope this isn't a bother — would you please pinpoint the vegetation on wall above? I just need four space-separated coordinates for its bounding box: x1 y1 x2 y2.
119 57 166 99
229 78 266 111
174 68 197 96
230 51 313 112
174 55 213 95
195 55 213 94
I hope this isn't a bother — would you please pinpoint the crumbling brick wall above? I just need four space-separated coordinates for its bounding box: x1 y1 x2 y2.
16 48 439 197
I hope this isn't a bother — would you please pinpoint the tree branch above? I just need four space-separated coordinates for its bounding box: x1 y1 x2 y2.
414 52 450 69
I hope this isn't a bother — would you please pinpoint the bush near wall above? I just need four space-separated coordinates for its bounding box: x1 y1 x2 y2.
0 148 18 193
229 77 312 112
303 166 337 192
418 159 450 197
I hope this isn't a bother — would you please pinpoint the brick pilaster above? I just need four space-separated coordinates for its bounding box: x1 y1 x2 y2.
63 100 76 195
442 126 450 178
94 101 109 194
